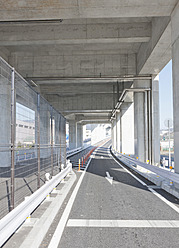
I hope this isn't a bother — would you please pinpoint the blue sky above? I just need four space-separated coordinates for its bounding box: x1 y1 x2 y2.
159 60 173 130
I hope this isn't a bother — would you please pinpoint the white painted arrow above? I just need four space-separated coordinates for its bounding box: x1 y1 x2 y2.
105 172 113 185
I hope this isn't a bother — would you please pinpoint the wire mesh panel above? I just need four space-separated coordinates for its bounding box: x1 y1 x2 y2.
0 59 12 218
14 73 38 208
39 96 51 186
61 116 67 167
0 57 66 219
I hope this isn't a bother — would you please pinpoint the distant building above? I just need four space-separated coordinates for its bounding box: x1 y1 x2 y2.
16 119 35 147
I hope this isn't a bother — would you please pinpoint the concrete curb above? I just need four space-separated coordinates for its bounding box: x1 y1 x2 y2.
19 171 76 248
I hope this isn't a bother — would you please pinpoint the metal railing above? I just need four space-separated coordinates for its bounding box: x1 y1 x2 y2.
0 57 66 219
0 162 72 247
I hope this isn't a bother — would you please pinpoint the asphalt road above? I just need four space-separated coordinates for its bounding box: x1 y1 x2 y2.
52 142 179 248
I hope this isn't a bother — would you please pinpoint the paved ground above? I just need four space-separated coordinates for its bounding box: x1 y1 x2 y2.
3 141 179 248
50 142 179 248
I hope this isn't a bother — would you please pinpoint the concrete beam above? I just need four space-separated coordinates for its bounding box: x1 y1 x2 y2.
75 115 110 122
0 1 177 21
45 93 114 112
0 47 10 61
9 53 136 78
137 17 171 75
38 84 120 95
82 120 110 125
8 43 141 55
44 91 133 113
0 22 151 46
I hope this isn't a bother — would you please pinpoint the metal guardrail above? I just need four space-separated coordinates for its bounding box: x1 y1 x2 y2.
0 139 109 247
0 162 72 247
111 148 179 199
66 147 83 156
66 145 93 158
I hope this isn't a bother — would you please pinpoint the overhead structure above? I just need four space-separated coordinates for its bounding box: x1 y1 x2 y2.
0 0 179 170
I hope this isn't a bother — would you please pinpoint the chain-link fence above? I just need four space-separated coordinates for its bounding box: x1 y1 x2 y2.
0 57 66 219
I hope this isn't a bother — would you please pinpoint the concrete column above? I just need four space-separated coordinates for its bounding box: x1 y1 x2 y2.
69 120 77 150
134 80 150 162
151 75 160 166
111 117 117 150
77 123 83 148
111 121 114 148
120 103 134 154
116 111 121 152
111 120 116 150
172 2 179 173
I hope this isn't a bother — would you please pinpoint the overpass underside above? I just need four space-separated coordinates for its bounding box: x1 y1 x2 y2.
0 0 179 172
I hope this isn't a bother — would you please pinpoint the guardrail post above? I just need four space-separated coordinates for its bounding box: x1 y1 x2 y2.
37 94 41 189
10 68 15 211
64 122 67 168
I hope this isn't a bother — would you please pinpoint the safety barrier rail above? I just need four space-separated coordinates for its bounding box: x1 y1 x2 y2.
66 147 83 157
111 148 179 199
0 161 72 247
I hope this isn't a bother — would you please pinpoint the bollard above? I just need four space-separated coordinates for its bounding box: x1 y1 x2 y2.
82 157 83 167
78 159 81 171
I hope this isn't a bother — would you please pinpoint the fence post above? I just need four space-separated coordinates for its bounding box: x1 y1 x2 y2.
37 94 41 189
10 68 15 211
64 121 67 168
50 106 54 176
59 116 62 171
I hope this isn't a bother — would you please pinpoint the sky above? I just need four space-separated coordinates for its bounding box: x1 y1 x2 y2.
159 60 173 130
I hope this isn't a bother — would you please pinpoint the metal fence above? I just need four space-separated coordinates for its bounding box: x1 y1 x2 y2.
0 57 66 219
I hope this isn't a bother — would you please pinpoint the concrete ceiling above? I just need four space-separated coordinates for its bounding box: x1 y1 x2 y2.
0 0 178 123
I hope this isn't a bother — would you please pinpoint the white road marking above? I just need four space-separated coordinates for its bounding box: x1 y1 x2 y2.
108 146 179 214
109 150 147 186
67 219 179 228
105 171 113 185
48 158 92 248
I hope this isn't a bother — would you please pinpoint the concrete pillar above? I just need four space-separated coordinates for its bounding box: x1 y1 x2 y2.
134 80 150 162
111 120 116 149
69 120 77 150
151 75 160 166
111 121 114 148
172 2 179 173
77 123 83 148
0 78 11 167
111 118 117 150
113 117 117 150
116 111 121 152
120 103 134 154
